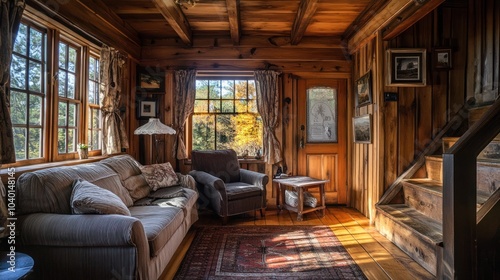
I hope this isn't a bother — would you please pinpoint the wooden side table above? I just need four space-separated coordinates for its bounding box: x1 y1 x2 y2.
273 176 329 221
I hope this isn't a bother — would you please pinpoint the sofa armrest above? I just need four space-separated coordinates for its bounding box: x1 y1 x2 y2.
240 169 269 188
18 213 146 247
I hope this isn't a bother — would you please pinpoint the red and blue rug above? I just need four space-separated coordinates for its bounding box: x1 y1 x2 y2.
174 225 367 279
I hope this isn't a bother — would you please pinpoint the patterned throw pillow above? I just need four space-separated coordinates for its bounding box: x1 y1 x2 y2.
140 162 179 191
70 179 131 216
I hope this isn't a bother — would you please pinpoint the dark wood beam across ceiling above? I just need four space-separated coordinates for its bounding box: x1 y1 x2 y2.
225 0 241 45
290 0 318 45
152 0 193 45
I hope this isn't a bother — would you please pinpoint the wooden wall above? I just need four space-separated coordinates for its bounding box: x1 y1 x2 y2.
351 1 469 221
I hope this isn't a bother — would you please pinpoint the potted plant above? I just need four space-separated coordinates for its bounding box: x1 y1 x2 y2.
77 143 89 159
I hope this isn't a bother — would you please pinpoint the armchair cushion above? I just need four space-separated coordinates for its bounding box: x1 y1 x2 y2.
225 182 263 201
191 149 240 183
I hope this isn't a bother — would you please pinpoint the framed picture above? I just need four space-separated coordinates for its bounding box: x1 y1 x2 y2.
136 97 158 119
355 71 372 107
136 66 165 93
433 48 452 69
386 49 427 87
353 114 371 144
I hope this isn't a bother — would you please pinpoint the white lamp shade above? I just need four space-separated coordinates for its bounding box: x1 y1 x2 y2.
134 118 176 135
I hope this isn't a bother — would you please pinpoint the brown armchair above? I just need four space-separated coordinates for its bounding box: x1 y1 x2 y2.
189 149 269 224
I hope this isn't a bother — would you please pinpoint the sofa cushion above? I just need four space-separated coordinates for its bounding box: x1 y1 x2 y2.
100 155 151 201
191 149 240 183
130 206 184 257
70 179 131 216
140 162 179 191
16 163 132 215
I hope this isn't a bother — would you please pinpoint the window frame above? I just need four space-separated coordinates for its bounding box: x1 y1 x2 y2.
188 76 263 157
6 14 102 167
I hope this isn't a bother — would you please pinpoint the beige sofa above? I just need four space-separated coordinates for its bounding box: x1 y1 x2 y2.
15 154 198 279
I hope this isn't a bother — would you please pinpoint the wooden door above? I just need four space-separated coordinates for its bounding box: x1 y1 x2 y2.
297 79 347 204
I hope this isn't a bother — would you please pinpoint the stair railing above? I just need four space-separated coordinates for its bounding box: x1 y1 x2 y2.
442 97 500 279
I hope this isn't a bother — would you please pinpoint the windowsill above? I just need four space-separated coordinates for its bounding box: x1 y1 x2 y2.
0 153 126 180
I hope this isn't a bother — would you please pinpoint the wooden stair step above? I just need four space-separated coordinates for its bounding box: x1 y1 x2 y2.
442 137 500 159
375 204 442 275
425 155 443 182
402 179 443 222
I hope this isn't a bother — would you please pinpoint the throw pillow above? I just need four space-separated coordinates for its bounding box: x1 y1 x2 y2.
284 190 318 208
70 179 131 216
140 162 179 191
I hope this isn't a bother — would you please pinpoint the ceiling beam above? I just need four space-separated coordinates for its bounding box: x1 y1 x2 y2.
290 0 318 45
152 0 193 45
225 0 241 45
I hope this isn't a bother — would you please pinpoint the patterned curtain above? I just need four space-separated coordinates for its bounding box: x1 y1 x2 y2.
254 70 283 164
173 69 196 160
0 0 24 239
100 46 129 155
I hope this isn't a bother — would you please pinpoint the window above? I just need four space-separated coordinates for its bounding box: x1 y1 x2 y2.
10 22 46 161
191 79 263 156
8 18 102 166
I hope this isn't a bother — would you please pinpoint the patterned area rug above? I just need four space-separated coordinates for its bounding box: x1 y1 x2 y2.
174 226 367 279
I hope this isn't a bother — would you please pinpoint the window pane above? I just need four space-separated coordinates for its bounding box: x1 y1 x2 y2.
67 73 75 98
235 80 248 99
10 55 26 90
28 128 42 158
13 127 27 160
59 43 67 68
215 115 233 150
29 28 43 60
248 80 256 99
68 128 76 152
58 128 66 153
29 61 42 92
14 24 27 55
196 80 208 99
92 108 100 129
249 100 258 113
209 80 220 99
221 80 234 99
192 114 215 150
89 57 96 80
10 91 27 124
194 100 208 113
221 100 234 113
58 102 67 126
68 47 77 72
235 99 247 113
209 100 220 113
68 103 77 126
88 81 95 104
29 95 42 125
232 113 263 156
58 70 67 96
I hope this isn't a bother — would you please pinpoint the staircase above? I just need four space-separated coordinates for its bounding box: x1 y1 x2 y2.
375 104 500 276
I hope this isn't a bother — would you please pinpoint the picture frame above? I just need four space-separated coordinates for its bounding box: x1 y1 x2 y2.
386 48 427 87
136 66 165 93
433 48 452 69
136 97 158 119
353 114 371 144
355 71 372 107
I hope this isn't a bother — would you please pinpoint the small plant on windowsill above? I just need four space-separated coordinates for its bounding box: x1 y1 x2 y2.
77 143 90 160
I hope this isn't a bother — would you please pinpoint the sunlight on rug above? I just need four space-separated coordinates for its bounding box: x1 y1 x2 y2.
174 225 367 279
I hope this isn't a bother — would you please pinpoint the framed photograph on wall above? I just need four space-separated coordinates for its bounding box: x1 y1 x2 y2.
386 48 427 87
433 48 452 69
136 97 158 119
353 114 372 144
355 70 372 107
136 66 165 93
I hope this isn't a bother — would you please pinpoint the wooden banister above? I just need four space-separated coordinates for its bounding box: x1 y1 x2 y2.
442 98 500 279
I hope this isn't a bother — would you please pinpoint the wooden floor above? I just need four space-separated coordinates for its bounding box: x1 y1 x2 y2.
161 205 434 280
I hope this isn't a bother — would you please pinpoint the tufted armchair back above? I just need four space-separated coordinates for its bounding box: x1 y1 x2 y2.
191 149 241 183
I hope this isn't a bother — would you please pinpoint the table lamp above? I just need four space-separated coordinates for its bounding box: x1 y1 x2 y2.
134 118 176 163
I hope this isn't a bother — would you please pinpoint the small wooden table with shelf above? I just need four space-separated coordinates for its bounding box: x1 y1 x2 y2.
273 176 329 221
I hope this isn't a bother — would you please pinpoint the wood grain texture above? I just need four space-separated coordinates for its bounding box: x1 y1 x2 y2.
152 0 193 45
290 0 318 45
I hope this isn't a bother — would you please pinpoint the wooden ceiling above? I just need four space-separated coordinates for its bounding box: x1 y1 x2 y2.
103 0 377 46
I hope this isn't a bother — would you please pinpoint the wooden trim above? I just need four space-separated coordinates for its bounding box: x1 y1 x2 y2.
343 0 390 41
